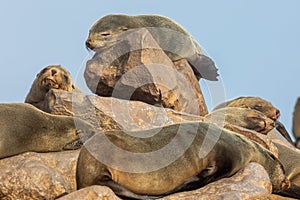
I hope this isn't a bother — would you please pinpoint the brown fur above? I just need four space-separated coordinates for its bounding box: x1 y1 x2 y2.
205 107 275 134
213 97 280 121
0 103 94 159
25 65 79 107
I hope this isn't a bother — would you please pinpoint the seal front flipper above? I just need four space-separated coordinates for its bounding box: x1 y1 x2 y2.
187 54 219 81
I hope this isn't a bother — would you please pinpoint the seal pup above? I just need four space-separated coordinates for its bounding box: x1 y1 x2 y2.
213 97 280 121
76 122 289 199
25 65 80 108
0 103 94 159
86 14 219 81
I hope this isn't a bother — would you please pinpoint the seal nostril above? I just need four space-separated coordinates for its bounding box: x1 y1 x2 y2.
51 69 57 76
86 39 91 48
276 109 280 117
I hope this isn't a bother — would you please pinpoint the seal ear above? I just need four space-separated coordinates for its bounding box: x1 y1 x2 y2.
187 54 219 81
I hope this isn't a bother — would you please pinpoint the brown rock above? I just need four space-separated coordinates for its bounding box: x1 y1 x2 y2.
84 28 207 116
160 162 272 200
57 186 120 200
0 150 79 200
43 89 204 131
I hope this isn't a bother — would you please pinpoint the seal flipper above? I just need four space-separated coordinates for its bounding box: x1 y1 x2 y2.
275 121 294 145
187 54 219 81
277 183 300 199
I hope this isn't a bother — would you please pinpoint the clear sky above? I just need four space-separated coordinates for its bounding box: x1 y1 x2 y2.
0 0 299 139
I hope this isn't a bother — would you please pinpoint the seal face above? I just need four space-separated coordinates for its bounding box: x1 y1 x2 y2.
213 97 280 121
0 103 94 159
86 14 219 81
25 65 77 106
76 122 288 199
205 107 275 134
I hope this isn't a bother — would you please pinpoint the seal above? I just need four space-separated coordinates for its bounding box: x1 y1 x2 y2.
205 107 275 134
213 97 280 121
293 97 300 148
25 65 80 108
0 103 94 159
76 122 289 199
85 14 219 81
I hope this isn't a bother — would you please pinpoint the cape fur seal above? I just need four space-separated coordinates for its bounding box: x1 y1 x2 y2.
0 103 94 159
212 97 294 144
76 122 289 199
86 14 219 81
205 107 275 134
293 98 300 148
25 65 80 108
213 97 280 121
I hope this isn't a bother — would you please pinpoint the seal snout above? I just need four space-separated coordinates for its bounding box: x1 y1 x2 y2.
85 38 94 50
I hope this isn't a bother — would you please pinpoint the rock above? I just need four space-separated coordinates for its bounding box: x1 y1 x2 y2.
0 150 79 200
42 89 280 156
84 28 208 116
160 163 272 200
57 186 121 200
43 89 203 131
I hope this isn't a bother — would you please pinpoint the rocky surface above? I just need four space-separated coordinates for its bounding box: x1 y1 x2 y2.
84 28 208 116
41 90 280 156
0 150 79 200
42 89 203 131
57 186 120 200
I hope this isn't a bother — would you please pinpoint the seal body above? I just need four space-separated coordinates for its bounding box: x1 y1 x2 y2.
86 14 219 81
25 65 79 108
0 103 94 159
76 122 288 199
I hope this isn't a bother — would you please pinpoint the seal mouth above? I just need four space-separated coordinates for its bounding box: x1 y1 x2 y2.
86 38 121 51
42 78 59 90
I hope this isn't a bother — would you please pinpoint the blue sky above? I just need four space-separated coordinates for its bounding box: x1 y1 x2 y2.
0 1 299 139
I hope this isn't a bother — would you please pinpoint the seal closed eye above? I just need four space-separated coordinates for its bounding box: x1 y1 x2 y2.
86 14 219 81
